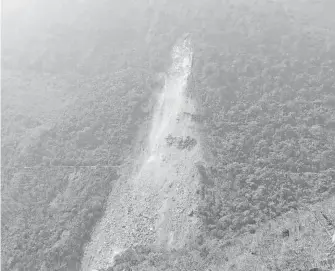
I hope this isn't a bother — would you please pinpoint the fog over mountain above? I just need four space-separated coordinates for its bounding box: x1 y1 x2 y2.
1 1 335 271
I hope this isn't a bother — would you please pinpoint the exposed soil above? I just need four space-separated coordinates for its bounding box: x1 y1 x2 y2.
82 37 203 271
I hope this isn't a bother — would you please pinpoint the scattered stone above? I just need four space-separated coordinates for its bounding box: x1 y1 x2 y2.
282 229 289 238
165 134 197 150
83 82 201 270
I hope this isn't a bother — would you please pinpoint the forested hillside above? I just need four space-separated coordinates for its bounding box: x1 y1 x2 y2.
191 0 335 237
1 0 182 270
2 0 335 270
102 0 335 270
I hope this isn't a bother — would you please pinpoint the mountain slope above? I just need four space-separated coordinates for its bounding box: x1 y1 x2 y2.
1 1 170 270
2 1 335 271
82 36 203 271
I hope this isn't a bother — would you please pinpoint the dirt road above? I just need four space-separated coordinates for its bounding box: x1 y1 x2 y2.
82 37 203 271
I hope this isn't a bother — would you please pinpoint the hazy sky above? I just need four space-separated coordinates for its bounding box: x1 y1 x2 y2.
3 0 32 12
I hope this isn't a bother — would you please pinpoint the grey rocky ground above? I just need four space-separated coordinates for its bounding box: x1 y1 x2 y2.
82 38 204 271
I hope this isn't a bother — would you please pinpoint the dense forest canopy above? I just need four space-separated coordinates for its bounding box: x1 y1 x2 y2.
2 0 335 270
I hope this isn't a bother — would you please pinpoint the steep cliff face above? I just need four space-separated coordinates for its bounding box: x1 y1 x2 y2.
82 37 204 271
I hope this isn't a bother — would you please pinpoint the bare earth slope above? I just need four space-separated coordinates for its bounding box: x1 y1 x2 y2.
82 37 203 271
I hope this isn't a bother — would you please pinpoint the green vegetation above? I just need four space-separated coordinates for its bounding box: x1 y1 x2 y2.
2 167 118 270
191 0 335 238
2 0 335 270
191 0 335 269
2 1 181 270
